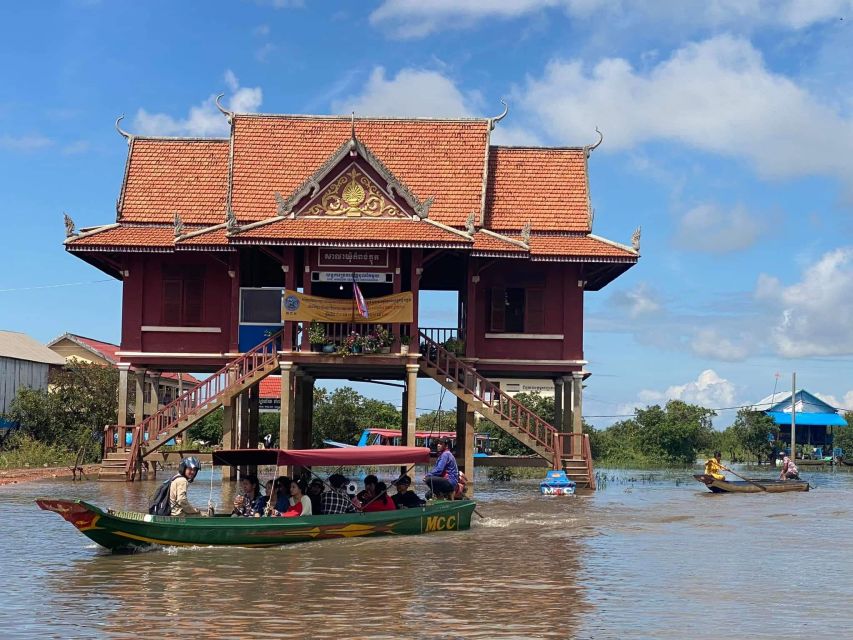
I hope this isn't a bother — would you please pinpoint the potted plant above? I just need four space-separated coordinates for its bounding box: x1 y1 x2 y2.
361 331 381 354
337 331 361 356
307 321 326 352
374 326 393 353
321 339 336 354
399 334 411 355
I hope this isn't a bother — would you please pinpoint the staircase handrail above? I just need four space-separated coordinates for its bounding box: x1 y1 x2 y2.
124 425 142 480
419 331 557 452
583 433 596 490
134 331 282 447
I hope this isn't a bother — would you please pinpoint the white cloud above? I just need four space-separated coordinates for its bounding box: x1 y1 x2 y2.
0 134 53 151
674 203 764 253
609 282 661 319
133 70 262 137
690 328 751 361
518 35 853 184
331 67 480 118
756 247 853 357
638 369 737 408
371 0 853 38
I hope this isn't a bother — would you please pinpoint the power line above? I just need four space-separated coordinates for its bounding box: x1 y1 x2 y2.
0 278 116 293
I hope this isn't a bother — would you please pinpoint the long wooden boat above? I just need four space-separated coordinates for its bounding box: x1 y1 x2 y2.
693 474 809 493
837 456 853 467
38 446 476 552
37 497 475 552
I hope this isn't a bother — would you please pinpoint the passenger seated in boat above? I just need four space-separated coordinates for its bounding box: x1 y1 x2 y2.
232 474 263 517
320 473 358 515
272 476 293 513
392 475 425 509
361 482 396 512
255 480 274 515
423 437 459 499
169 456 204 517
279 479 312 517
307 478 324 515
356 474 378 507
704 451 726 481
779 455 800 480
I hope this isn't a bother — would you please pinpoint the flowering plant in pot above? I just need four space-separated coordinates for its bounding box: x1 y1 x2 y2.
399 334 411 355
337 331 361 356
307 321 326 351
361 331 382 354
373 326 393 353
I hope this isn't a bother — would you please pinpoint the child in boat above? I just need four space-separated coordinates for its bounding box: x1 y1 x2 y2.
279 479 312 517
704 451 726 481
361 482 396 512
392 475 426 509
255 480 274 516
356 474 378 507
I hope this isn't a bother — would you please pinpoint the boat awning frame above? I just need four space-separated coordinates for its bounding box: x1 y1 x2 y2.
766 411 847 427
211 445 432 467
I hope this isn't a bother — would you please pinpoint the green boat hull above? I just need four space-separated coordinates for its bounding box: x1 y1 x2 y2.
36 498 476 552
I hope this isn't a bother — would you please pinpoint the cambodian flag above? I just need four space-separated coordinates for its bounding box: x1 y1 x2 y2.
353 282 368 318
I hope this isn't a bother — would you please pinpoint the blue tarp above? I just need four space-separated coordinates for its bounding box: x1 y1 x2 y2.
766 411 847 427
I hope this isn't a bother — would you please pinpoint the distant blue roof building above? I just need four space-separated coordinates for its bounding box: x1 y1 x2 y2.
749 389 847 452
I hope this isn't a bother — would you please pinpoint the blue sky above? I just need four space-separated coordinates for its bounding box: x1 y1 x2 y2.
2 0 853 426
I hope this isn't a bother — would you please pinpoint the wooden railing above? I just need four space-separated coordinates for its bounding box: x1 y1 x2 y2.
419 331 556 453
125 425 143 480
103 425 117 457
420 327 465 349
553 432 596 487
125 331 282 454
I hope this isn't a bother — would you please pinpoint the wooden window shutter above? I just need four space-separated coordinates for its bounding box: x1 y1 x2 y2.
183 280 204 325
525 288 545 333
490 287 506 332
162 280 183 325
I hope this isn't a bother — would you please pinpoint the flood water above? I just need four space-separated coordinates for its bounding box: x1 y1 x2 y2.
2 466 852 639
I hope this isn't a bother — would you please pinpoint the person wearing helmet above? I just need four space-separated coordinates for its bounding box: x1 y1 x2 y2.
169 456 203 517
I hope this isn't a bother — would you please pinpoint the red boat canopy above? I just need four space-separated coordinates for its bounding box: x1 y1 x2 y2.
367 429 457 439
211 445 432 467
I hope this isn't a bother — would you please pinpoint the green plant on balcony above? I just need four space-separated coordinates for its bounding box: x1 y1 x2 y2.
337 331 361 357
443 338 465 356
361 331 381 354
307 321 326 348
373 325 394 350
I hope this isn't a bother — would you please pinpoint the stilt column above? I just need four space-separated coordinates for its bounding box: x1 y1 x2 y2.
221 368 238 480
455 402 475 497
279 361 295 450
404 364 418 447
571 372 584 435
248 383 260 475
553 377 564 431
117 364 130 447
134 370 146 426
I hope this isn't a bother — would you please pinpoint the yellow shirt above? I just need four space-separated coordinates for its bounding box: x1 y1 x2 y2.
704 458 725 480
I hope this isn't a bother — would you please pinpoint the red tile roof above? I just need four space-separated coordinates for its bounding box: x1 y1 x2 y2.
67 224 175 248
230 116 489 226
120 139 228 225
259 375 280 399
63 334 199 383
527 235 637 260
471 230 527 255
232 218 471 246
486 147 590 232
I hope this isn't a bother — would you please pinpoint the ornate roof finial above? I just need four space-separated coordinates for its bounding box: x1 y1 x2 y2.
226 208 239 233
520 221 531 245
414 195 434 220
489 99 509 131
173 213 185 238
465 211 476 235
215 93 233 123
631 226 641 252
585 126 603 157
349 112 358 155
64 212 76 238
115 115 133 143
588 207 595 229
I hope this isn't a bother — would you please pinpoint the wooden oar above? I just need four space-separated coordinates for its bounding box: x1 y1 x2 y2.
719 465 767 491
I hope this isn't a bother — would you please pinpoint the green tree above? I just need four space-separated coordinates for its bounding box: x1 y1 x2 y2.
833 411 853 456
729 409 778 463
311 386 401 447
3 361 118 461
187 408 224 445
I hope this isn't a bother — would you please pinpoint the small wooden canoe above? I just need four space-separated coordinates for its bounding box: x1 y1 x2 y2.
37 498 476 552
693 474 809 493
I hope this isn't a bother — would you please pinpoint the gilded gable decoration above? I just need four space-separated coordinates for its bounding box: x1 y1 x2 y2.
305 167 405 218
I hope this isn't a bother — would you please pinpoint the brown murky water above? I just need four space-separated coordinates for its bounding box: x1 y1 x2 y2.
2 467 852 639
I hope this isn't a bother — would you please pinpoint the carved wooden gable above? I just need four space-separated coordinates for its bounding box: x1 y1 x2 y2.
299 162 410 219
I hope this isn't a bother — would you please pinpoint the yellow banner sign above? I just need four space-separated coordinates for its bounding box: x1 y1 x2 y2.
281 291 413 323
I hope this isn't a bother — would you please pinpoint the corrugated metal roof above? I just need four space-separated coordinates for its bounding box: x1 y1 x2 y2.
0 331 66 365
767 411 847 427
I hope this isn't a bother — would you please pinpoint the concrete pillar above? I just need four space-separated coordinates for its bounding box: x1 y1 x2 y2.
293 371 305 448
553 377 564 431
404 364 418 448
279 361 295 450
134 370 146 425
571 372 583 435
248 383 260 475
561 375 573 434
301 375 314 449
178 373 184 397
222 399 237 481
117 364 130 447
455 401 476 497
147 372 161 416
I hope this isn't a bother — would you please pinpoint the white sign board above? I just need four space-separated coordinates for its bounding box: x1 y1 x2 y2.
314 271 391 283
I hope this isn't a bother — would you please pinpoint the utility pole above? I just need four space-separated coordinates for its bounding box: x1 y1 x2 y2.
791 372 797 459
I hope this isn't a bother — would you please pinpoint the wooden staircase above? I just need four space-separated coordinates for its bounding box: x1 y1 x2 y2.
418 331 595 489
100 332 282 481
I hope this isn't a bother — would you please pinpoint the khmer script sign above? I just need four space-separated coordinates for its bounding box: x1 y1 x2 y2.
318 248 389 268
